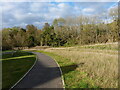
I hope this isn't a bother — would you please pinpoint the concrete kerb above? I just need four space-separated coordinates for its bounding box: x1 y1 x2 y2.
52 58 65 90
9 52 38 90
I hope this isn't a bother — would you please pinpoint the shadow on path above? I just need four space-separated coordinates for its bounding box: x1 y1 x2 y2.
11 52 79 89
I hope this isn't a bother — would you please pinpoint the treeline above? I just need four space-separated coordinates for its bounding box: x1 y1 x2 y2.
2 24 67 50
2 7 119 50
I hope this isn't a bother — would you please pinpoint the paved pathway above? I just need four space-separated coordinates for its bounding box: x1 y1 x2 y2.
13 52 64 89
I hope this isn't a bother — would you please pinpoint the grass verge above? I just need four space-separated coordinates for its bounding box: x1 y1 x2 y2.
42 44 118 88
35 50 99 88
2 51 36 89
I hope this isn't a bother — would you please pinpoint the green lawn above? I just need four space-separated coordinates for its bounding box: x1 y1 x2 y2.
2 51 36 89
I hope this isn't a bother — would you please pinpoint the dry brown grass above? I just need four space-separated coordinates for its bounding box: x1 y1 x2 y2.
43 43 118 88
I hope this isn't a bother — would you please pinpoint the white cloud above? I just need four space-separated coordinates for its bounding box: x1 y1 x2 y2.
1 2 117 29
30 3 48 12
82 8 95 13
48 3 72 19
2 4 14 11
58 3 66 8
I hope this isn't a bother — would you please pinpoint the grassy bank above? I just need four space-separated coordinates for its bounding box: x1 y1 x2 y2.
2 51 36 89
35 43 118 88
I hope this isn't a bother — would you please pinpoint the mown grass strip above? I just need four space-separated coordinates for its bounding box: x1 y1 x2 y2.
79 44 118 50
2 51 36 89
2 50 14 53
1 55 35 61
2 51 33 59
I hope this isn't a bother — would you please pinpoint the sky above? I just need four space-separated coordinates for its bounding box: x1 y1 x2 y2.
0 2 118 29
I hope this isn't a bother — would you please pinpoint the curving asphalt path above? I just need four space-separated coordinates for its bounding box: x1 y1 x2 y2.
13 52 64 89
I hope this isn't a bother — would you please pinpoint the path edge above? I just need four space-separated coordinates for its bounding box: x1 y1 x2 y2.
9 53 37 90
39 52 66 89
51 58 65 89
